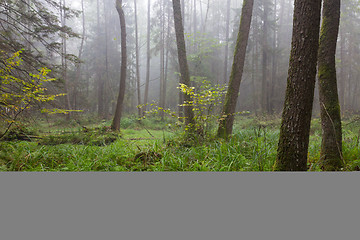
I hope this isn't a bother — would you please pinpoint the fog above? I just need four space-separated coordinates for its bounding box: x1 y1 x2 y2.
2 0 360 118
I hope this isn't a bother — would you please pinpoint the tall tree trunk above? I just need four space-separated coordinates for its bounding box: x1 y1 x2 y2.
274 0 322 171
223 0 231 84
202 0 210 32
96 0 104 117
111 0 127 131
61 0 72 120
339 27 345 112
193 0 197 50
318 0 343 171
261 1 269 113
269 0 277 114
103 0 110 118
172 0 195 128
144 0 151 113
159 0 165 119
73 0 86 110
134 0 142 117
217 0 254 138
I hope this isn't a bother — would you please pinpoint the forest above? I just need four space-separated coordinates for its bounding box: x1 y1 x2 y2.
1 0 360 171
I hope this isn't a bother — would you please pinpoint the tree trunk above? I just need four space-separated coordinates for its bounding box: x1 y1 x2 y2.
144 0 151 114
217 0 254 138
111 0 127 131
274 0 322 171
172 0 195 128
261 1 269 113
73 0 85 111
134 0 142 117
339 27 345 112
318 0 343 171
159 0 165 119
223 0 231 84
61 0 72 120
96 0 104 117
103 0 110 118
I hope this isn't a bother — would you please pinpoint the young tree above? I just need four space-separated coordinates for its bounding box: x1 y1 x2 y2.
274 0 322 171
111 0 127 131
317 0 343 170
217 0 254 139
172 0 195 128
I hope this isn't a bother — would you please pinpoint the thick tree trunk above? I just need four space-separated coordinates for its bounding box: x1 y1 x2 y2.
111 0 127 131
274 0 322 171
172 0 195 128
217 0 254 139
318 0 343 171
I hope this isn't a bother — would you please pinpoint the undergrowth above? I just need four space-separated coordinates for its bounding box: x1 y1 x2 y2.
1 115 360 171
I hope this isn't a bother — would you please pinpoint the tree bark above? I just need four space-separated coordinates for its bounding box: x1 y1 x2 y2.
318 0 343 171
172 0 195 128
217 0 254 138
274 0 322 171
111 0 127 131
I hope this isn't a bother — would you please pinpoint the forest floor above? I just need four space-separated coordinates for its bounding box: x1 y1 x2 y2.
1 114 360 171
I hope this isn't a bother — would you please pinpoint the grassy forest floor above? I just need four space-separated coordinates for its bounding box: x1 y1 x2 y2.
1 114 360 171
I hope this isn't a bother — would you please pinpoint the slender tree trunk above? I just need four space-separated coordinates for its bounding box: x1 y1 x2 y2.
223 0 231 84
61 0 72 120
203 0 210 32
111 0 127 131
172 0 195 128
159 0 165 119
144 0 151 113
318 0 343 171
96 0 104 117
164 4 171 110
261 1 269 113
104 0 110 118
274 0 322 171
217 0 254 138
73 0 85 110
269 0 277 114
134 0 142 117
193 0 197 50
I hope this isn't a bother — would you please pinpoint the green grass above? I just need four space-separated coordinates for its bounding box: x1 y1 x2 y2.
1 115 360 171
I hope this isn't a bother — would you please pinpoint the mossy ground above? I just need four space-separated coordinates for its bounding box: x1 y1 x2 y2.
1 114 359 171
